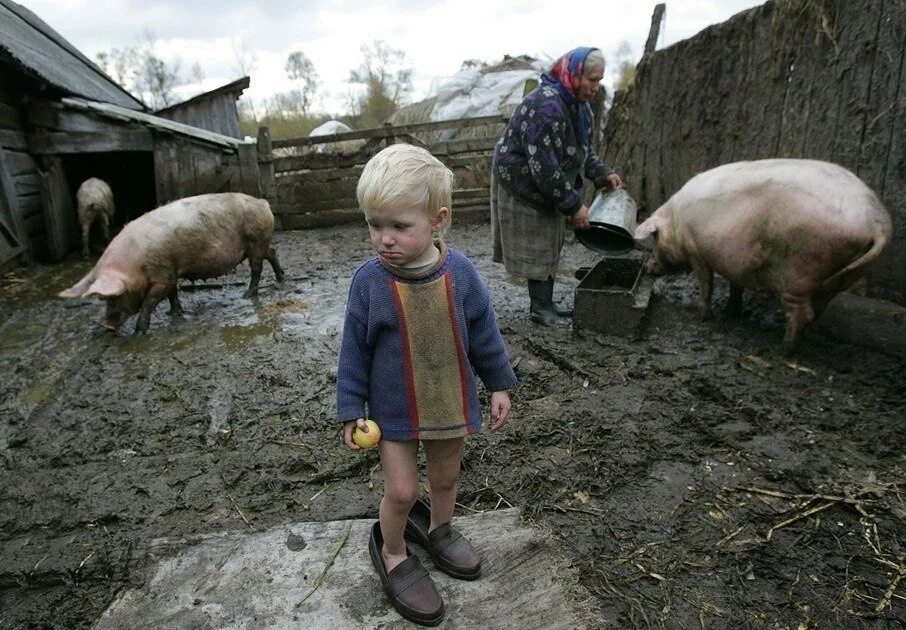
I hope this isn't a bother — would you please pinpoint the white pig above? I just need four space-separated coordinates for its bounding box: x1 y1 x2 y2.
634 159 892 353
59 192 285 334
76 177 115 258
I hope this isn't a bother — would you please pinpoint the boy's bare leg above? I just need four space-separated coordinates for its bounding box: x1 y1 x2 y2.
378 439 419 573
424 438 463 531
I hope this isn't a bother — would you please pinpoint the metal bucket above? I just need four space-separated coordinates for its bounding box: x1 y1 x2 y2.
576 188 639 255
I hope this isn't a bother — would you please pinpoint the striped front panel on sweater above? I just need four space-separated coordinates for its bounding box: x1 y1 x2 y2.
389 272 472 440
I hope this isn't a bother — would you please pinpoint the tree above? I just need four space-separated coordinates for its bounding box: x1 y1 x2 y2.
94 31 185 109
613 41 636 92
231 37 258 123
347 40 413 127
285 51 319 116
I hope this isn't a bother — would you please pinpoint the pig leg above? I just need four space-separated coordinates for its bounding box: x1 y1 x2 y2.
266 246 285 283
81 222 91 258
135 283 171 334
727 284 744 316
690 258 713 320
780 292 815 355
99 213 111 244
244 255 264 298
167 286 184 320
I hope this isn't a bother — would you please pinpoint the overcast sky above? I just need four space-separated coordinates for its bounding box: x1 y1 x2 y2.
24 0 765 114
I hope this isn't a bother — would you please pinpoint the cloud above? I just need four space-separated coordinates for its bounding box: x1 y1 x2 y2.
25 0 765 113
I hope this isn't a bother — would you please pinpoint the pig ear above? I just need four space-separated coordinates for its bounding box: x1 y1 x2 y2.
85 276 126 297
634 218 659 251
58 274 94 299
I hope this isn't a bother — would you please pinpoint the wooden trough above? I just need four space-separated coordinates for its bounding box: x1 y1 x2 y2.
573 252 655 338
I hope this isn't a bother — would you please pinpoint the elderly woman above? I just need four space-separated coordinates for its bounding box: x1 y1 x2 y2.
491 47 623 326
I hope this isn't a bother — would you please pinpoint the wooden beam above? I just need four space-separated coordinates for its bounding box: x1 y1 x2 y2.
28 130 153 154
645 4 666 54
0 102 22 131
272 114 508 148
39 155 77 260
431 137 498 156
274 151 374 172
257 126 276 200
0 146 27 261
0 130 28 151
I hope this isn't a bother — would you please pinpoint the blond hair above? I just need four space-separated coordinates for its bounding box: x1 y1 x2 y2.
357 143 454 232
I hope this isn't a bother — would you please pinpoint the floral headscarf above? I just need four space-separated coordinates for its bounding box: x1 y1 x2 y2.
540 46 599 145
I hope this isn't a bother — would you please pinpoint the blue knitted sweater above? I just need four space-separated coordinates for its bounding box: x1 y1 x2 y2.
337 245 517 441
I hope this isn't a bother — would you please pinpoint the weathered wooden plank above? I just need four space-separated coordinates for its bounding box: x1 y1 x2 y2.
13 172 40 196
257 126 276 199
272 199 359 215
28 130 153 154
279 208 362 230
0 101 22 131
23 212 43 236
4 149 37 177
645 4 666 54
26 102 61 130
17 192 43 219
0 145 27 263
452 187 489 199
237 143 261 197
153 136 180 205
0 129 28 151
858 0 905 193
831 1 883 174
274 151 374 173
272 114 508 149
39 155 78 260
431 137 499 156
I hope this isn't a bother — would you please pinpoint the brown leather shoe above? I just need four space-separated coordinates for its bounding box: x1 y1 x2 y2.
369 521 445 626
405 497 482 580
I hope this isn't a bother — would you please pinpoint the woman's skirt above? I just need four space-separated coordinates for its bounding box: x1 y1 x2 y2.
490 174 565 280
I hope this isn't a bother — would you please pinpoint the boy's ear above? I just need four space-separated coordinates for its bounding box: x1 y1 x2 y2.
433 206 450 232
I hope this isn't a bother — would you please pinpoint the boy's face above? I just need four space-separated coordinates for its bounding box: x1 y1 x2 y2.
364 205 447 267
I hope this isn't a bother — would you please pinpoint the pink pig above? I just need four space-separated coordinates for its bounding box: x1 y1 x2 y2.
59 192 285 334
634 159 892 353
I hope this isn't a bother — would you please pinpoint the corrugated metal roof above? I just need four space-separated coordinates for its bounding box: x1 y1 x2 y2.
0 0 145 110
62 98 255 151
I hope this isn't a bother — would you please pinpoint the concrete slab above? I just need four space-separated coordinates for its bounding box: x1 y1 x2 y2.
94 509 593 629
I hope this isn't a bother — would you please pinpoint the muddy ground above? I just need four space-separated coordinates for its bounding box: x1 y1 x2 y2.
1 218 904 629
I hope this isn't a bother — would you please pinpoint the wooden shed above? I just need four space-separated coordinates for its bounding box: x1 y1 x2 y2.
0 0 260 270
156 76 251 139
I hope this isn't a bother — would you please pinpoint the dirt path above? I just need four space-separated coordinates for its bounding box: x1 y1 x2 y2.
1 220 904 629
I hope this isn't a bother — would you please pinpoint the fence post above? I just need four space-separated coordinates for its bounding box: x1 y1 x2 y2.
257 126 276 202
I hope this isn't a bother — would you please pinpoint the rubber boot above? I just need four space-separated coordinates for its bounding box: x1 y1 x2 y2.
528 279 560 326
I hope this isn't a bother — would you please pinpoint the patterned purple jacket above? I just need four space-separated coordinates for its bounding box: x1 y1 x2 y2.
493 83 613 216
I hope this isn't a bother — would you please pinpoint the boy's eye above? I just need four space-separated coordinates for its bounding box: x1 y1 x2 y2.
393 223 409 231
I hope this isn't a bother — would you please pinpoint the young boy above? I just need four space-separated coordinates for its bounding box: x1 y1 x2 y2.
337 143 516 626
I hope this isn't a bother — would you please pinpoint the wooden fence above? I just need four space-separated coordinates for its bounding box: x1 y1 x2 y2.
256 115 507 229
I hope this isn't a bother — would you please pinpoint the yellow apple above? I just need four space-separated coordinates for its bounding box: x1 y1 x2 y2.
352 419 381 449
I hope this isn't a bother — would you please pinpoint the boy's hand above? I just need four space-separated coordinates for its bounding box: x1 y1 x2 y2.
343 418 369 450
489 391 511 431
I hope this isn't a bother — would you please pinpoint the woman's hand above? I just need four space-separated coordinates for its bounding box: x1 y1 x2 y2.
606 173 624 189
343 418 368 450
490 391 511 431
571 204 590 230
